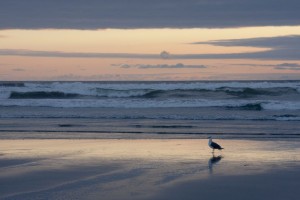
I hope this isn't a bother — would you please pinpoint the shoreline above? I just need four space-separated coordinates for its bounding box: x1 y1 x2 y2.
1 131 300 140
1 139 300 199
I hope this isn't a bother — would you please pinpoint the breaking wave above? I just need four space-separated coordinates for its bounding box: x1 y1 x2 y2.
5 87 300 99
1 81 300 110
10 91 80 99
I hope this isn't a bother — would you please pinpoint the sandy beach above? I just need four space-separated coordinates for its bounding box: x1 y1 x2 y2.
1 139 300 200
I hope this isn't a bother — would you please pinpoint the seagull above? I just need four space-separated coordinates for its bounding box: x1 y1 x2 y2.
208 136 224 153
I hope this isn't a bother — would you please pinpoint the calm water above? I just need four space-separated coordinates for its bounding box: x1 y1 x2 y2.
1 81 300 139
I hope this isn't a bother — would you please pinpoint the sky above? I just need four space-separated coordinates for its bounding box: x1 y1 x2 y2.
1 0 300 81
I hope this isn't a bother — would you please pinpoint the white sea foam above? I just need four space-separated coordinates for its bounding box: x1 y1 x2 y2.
1 81 300 110
2 81 300 99
262 101 300 110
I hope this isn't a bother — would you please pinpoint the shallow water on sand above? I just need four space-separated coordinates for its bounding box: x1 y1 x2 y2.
0 139 299 200
1 106 300 140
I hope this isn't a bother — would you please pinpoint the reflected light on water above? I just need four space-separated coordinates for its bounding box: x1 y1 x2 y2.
0 139 300 199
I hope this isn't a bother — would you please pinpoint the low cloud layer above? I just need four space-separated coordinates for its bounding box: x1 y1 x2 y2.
112 63 207 69
160 51 170 59
194 35 300 48
1 35 300 60
0 49 159 59
48 73 186 81
191 35 300 60
12 68 25 72
0 0 300 29
274 63 300 70
232 62 300 70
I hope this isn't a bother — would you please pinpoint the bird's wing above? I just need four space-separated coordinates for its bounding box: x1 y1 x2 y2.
211 142 222 149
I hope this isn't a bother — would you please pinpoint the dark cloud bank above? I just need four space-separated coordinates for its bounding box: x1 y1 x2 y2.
0 0 300 29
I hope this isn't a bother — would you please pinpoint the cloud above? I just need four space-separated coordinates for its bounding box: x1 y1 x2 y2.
0 49 159 59
12 68 25 71
1 35 300 60
48 73 185 81
112 63 207 69
207 73 300 80
231 62 300 70
275 63 300 67
0 0 300 29
160 51 170 59
193 35 300 48
191 35 300 60
274 63 300 70
139 63 207 69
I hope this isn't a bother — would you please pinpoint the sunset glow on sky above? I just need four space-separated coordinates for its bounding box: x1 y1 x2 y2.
1 1 300 81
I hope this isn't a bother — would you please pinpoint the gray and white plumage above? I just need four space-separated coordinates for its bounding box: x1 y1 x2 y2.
208 136 224 151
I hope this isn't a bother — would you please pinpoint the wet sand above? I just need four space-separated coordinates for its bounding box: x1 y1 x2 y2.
0 139 300 200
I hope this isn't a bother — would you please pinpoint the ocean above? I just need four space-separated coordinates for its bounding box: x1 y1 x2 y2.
1 81 300 139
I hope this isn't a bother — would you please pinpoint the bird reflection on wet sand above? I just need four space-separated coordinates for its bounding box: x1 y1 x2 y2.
208 155 223 174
